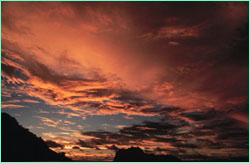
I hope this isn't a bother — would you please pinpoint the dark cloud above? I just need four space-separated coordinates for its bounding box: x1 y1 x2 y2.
2 63 17 78
72 146 80 149
181 115 249 153
78 88 114 98
82 131 131 145
80 113 248 160
120 120 188 137
111 90 149 107
183 23 249 106
214 23 249 67
196 139 225 149
202 118 237 130
81 120 187 149
174 142 199 149
106 144 120 151
45 140 64 149
181 109 219 121
76 139 96 149
24 58 105 86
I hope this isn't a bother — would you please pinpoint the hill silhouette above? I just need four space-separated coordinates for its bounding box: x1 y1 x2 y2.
1 112 71 162
113 147 181 162
113 147 249 162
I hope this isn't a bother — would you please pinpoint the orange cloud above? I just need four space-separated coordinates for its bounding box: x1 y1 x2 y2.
1 104 25 109
64 120 76 125
1 2 248 161
35 116 62 128
23 99 40 103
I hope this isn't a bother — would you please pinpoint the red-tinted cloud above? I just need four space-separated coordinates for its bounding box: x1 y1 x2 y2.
1 1 248 161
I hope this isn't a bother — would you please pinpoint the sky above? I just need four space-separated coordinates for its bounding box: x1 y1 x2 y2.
1 1 249 161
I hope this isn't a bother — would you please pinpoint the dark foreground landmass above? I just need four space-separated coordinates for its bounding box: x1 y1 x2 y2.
113 147 181 162
113 146 249 162
1 112 71 162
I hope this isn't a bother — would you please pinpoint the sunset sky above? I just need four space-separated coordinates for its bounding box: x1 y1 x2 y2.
1 1 249 161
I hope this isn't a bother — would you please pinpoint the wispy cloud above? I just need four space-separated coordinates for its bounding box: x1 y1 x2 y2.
1 104 25 109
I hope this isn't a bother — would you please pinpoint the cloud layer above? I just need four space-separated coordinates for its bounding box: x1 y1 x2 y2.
1 1 248 161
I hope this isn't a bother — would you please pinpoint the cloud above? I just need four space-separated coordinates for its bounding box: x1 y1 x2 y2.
76 139 95 149
35 116 61 128
38 109 248 161
181 109 219 122
2 63 17 78
1 104 25 109
80 120 186 151
2 1 248 112
174 142 199 149
78 111 248 160
77 125 84 130
72 146 80 149
168 41 180 46
142 24 202 40
1 2 248 161
64 120 75 125
45 140 64 149
106 144 120 151
119 120 188 137
2 47 182 118
22 99 40 103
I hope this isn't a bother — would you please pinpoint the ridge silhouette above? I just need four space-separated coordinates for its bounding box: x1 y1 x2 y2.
1 112 71 162
113 147 181 162
113 146 249 162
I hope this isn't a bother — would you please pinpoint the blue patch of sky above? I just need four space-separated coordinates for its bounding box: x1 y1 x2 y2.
2 89 162 137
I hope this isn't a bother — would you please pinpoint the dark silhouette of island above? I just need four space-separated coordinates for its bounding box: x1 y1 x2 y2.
1 112 71 162
113 147 181 162
113 147 249 162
